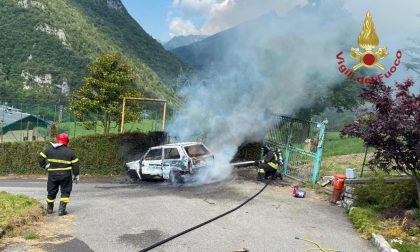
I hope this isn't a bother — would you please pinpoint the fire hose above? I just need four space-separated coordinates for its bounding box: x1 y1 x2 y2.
138 179 271 252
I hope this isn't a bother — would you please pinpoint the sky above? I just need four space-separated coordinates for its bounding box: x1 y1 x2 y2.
121 0 420 43
121 0 420 86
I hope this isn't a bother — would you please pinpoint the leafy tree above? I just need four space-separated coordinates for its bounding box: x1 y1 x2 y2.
69 53 142 133
341 79 420 207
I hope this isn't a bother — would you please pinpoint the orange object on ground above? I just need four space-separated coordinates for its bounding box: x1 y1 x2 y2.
331 174 347 204
331 189 342 204
332 174 346 190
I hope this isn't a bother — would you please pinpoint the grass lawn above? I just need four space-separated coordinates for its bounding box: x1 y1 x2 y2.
56 119 162 137
0 192 44 241
320 131 375 177
323 132 368 157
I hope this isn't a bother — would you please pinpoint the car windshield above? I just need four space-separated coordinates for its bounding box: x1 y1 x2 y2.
184 144 209 158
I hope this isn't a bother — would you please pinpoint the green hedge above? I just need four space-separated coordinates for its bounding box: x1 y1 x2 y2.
353 177 418 211
232 143 262 162
0 132 166 175
0 133 261 175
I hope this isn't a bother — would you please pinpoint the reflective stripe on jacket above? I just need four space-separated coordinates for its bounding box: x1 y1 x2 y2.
261 150 278 170
38 143 79 175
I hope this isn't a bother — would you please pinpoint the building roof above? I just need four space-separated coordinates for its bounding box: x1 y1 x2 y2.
0 105 50 134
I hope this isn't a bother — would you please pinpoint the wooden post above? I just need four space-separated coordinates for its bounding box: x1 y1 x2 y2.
120 97 167 132
120 97 126 133
162 102 167 131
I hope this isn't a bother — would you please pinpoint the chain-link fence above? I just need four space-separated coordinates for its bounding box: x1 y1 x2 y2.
0 101 165 143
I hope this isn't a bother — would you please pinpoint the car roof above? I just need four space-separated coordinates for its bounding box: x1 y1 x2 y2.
149 142 204 149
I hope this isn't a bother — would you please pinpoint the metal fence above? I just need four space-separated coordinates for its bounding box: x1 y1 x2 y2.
0 102 165 142
263 115 327 184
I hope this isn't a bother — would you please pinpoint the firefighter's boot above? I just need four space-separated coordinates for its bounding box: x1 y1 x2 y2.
257 168 265 181
58 202 68 216
47 202 54 214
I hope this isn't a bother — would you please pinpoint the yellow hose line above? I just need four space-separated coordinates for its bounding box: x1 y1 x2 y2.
295 237 342 252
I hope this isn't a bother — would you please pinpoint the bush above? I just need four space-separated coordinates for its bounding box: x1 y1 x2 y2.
348 207 379 239
0 132 166 176
393 242 420 252
353 177 418 211
232 143 261 162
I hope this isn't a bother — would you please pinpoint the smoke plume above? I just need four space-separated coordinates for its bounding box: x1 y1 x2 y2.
168 0 358 184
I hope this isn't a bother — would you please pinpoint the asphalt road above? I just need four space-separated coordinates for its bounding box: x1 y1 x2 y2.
0 172 375 252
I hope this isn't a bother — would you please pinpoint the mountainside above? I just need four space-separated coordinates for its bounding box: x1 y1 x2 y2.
0 0 191 105
163 35 208 50
171 7 355 71
170 12 282 70
169 2 364 119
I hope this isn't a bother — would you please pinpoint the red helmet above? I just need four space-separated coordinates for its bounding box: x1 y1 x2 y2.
56 133 69 146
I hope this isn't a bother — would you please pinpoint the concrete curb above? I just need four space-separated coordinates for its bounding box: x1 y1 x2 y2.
371 233 398 252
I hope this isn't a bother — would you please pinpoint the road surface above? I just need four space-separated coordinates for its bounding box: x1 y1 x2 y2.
0 172 375 252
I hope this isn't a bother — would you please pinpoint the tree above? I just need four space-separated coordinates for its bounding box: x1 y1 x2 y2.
69 53 142 134
341 79 420 207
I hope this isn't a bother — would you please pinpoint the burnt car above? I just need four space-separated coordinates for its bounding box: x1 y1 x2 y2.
125 142 214 183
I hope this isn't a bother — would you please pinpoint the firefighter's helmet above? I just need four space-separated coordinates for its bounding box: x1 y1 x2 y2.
57 133 69 146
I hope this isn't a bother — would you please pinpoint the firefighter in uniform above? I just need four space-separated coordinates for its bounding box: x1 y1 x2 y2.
257 145 282 180
37 133 79 216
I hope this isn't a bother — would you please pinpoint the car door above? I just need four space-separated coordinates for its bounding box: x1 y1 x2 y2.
162 147 182 179
141 148 163 176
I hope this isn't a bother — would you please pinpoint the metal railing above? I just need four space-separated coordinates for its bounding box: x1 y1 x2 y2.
263 115 327 183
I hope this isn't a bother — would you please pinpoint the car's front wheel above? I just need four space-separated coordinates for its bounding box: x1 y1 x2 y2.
127 170 140 182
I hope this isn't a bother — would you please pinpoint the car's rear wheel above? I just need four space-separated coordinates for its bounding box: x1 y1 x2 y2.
169 170 184 184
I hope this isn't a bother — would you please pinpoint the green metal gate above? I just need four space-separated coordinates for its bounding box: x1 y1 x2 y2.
262 115 327 184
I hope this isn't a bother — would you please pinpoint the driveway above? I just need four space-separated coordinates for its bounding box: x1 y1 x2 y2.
0 170 375 252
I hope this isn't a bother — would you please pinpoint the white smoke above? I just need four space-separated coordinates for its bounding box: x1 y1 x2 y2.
167 0 359 184
169 0 307 36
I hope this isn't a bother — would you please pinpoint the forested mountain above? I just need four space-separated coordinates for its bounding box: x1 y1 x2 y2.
163 35 208 50
0 0 191 105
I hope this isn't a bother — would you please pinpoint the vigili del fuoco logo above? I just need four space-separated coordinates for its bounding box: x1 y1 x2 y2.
336 11 402 84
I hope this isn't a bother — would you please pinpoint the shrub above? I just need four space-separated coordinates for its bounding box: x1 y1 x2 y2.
393 242 420 252
348 207 379 239
353 177 418 211
382 208 408 219
232 143 261 162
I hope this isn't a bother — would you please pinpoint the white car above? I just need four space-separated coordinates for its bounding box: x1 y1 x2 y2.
125 142 214 183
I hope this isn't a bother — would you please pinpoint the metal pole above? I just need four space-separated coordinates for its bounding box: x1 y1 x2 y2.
120 97 126 133
94 111 98 134
20 103 23 141
162 102 167 131
360 145 368 178
312 120 327 184
283 119 294 175
73 117 76 138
